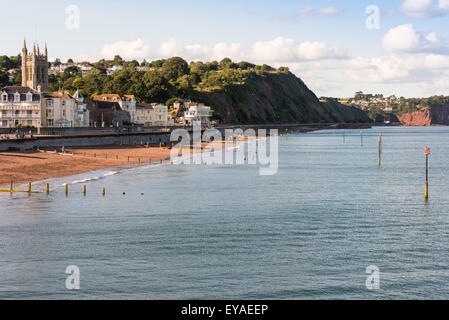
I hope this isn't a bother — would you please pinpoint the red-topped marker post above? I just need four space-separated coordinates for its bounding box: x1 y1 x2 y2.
424 147 430 201
378 133 383 166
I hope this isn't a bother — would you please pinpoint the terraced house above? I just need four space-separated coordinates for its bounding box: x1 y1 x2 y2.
41 90 89 127
136 103 173 127
93 94 136 123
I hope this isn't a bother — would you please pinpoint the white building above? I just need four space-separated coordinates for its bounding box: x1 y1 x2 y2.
0 86 42 128
49 62 93 76
106 65 123 75
184 105 212 127
73 90 90 127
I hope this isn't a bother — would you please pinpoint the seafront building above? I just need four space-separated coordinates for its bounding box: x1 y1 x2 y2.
0 86 42 128
41 90 89 127
183 104 212 127
136 103 173 126
93 94 137 124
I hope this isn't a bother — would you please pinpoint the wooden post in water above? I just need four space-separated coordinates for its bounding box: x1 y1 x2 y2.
378 136 381 166
360 130 363 147
83 185 86 196
65 184 68 196
46 184 49 195
102 187 105 197
425 147 430 201
28 182 31 194
379 132 383 154
10 180 13 192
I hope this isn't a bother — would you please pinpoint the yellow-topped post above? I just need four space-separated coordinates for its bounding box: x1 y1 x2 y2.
360 130 363 147
425 147 430 201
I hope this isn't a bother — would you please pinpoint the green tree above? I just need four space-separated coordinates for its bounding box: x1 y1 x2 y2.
161 57 189 81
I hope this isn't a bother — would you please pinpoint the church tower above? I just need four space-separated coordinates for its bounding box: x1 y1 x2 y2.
22 39 49 92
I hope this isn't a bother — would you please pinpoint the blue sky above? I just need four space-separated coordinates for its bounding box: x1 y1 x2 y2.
2 0 449 98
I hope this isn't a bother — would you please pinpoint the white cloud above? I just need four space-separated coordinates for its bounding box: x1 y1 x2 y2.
315 6 344 17
382 24 449 54
347 53 449 83
347 55 417 83
297 6 314 15
100 38 151 60
250 37 347 62
400 0 449 18
158 39 244 61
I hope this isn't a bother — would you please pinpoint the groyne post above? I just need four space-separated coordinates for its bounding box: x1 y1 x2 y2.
65 184 68 196
83 185 86 196
46 184 49 195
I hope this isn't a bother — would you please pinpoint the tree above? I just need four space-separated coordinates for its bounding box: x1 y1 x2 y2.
161 57 189 81
67 58 74 64
218 58 233 70
0 70 9 87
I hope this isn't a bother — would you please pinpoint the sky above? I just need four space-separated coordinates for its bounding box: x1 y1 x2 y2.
1 0 449 98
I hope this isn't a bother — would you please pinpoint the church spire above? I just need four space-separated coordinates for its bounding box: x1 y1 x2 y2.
44 42 47 56
22 38 27 55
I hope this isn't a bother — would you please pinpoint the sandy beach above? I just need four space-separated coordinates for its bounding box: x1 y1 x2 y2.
0 145 173 186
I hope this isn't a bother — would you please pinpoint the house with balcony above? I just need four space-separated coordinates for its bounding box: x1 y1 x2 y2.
183 104 212 127
0 86 42 128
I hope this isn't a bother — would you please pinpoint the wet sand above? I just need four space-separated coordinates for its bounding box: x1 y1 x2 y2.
0 145 173 186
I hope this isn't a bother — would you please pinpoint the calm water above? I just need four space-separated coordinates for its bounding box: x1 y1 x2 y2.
1 126 449 299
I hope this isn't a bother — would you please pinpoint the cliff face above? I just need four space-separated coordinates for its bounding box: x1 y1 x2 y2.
399 105 449 126
191 73 371 124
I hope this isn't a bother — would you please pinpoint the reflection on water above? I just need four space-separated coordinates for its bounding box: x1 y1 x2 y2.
1 126 449 299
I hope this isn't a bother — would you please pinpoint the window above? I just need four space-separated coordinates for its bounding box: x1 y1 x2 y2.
27 110 32 116
27 93 32 102
2 110 6 116
63 109 66 117
2 94 7 101
46 99 53 107
62 100 66 107
47 119 54 126
14 94 20 102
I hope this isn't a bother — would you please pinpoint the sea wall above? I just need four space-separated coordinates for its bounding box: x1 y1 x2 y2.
0 132 173 151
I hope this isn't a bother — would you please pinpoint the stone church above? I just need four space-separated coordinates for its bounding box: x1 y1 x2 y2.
21 39 49 92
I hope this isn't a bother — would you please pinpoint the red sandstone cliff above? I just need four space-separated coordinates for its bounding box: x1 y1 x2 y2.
399 105 449 126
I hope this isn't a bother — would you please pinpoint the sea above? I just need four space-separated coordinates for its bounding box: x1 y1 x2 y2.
1 126 449 299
